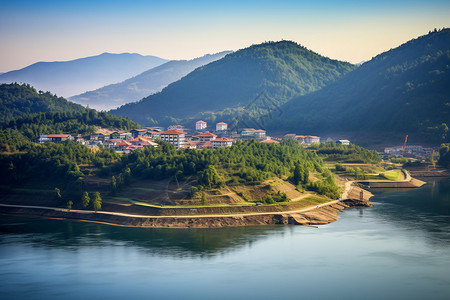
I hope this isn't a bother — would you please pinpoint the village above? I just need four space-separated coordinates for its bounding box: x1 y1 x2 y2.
36 119 335 152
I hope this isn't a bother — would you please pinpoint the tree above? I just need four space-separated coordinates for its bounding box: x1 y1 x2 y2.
54 187 62 203
111 176 117 195
201 192 208 205
81 192 90 208
66 200 73 210
92 192 102 212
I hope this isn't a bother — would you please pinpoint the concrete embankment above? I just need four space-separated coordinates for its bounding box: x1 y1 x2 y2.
359 170 426 188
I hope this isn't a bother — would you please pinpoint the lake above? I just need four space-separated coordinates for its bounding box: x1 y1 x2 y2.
1 178 450 299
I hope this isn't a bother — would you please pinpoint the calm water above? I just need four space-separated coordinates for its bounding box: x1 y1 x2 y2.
1 178 450 300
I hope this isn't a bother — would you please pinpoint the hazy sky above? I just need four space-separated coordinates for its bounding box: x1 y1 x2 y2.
0 0 449 72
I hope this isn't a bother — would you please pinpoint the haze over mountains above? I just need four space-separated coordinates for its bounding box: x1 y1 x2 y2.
69 51 232 111
0 53 167 97
267 28 450 145
111 41 356 126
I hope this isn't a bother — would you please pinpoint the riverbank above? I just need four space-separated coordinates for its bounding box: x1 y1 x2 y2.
0 184 372 228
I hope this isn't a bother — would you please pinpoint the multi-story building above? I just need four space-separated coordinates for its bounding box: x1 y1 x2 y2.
159 130 186 149
195 120 207 131
216 122 228 131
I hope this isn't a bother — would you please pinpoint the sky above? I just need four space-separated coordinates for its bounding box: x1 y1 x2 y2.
0 0 449 72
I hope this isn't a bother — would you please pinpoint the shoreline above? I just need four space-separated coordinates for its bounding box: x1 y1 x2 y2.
0 184 373 228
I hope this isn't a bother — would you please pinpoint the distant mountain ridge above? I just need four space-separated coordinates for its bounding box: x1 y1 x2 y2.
111 41 355 126
267 28 450 145
0 53 168 97
69 51 232 110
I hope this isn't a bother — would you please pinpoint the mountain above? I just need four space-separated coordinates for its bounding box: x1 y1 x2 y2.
0 53 167 97
111 41 355 126
0 83 140 141
267 28 450 145
69 51 232 111
0 83 85 122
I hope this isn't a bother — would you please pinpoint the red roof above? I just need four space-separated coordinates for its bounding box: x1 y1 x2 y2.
132 136 150 142
117 141 131 146
133 129 147 132
307 136 320 139
196 132 217 137
213 137 235 142
196 120 206 123
260 139 280 144
254 129 266 133
216 122 227 125
160 130 186 135
48 134 70 138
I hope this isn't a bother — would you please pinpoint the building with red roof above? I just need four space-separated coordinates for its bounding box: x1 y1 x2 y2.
195 120 207 131
212 137 235 148
195 132 217 141
160 130 186 149
216 122 228 131
260 139 280 144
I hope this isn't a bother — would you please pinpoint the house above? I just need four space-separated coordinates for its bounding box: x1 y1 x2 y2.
109 131 121 139
47 134 72 143
145 131 161 140
131 129 148 138
115 140 132 151
305 136 320 145
216 122 228 131
241 128 256 138
159 130 186 149
284 133 297 139
254 129 266 140
195 120 207 131
195 132 217 142
212 137 235 148
260 139 280 144
38 135 50 144
103 139 122 148
337 139 350 145
295 135 306 144
123 145 141 154
131 136 158 147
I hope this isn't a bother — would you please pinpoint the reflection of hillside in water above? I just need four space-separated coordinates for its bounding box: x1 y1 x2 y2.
0 217 286 258
368 177 450 246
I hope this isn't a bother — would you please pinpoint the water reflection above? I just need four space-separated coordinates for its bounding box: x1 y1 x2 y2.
0 217 287 258
368 177 450 246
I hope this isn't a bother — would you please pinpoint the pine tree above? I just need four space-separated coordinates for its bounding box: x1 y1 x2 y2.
81 192 90 208
92 192 102 212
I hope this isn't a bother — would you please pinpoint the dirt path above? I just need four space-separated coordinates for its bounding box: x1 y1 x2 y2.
0 200 342 219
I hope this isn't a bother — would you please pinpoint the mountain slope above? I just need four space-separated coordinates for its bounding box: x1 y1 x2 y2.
0 83 85 122
111 41 355 126
0 53 167 97
268 29 450 145
0 83 140 139
69 51 232 110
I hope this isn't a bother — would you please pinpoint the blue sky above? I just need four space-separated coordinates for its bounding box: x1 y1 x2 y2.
0 0 449 72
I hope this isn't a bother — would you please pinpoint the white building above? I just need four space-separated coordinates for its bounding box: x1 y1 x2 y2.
195 120 207 131
159 130 186 149
216 122 228 131
212 137 235 148
304 135 320 145
337 139 350 145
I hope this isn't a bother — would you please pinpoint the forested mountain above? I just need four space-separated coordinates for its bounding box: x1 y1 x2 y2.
268 29 450 145
69 52 232 110
0 83 140 146
0 53 167 97
0 83 84 122
111 41 355 126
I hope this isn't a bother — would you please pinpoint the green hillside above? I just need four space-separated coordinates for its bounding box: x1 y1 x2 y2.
269 29 450 145
0 83 85 122
111 41 355 126
0 83 140 148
